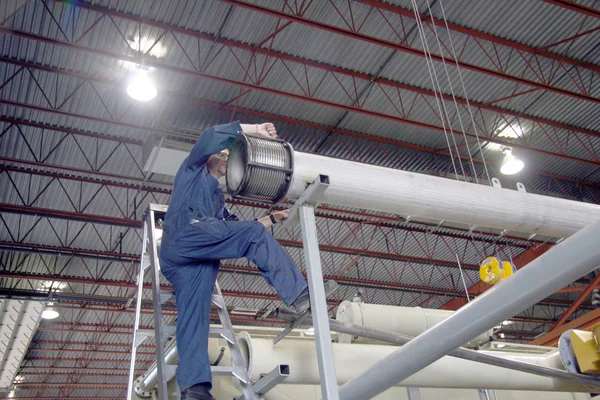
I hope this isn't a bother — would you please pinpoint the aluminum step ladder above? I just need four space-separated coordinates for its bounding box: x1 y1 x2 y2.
126 204 260 400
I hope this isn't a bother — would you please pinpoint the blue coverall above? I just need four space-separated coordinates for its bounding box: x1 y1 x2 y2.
159 121 308 391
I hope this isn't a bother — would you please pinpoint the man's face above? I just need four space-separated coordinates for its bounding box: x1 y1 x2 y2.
208 149 229 177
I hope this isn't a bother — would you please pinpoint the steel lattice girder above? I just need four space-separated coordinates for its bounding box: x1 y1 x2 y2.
0 25 599 168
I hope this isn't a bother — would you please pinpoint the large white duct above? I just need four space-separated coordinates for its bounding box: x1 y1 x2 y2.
226 137 600 238
289 153 600 238
208 376 593 400
236 333 592 392
336 301 492 345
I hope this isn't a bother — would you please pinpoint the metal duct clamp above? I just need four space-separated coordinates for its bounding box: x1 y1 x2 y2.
226 134 294 203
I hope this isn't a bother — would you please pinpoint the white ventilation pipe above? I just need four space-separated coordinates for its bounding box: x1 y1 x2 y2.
290 153 600 238
335 301 492 345
226 137 600 238
236 333 592 392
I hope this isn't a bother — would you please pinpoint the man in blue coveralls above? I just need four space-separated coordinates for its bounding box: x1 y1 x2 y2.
159 121 322 400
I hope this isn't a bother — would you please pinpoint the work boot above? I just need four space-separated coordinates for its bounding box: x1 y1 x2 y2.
180 384 215 400
292 280 338 314
592 289 600 309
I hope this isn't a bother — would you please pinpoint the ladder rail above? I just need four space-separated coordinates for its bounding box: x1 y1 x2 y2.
147 205 169 400
214 282 257 400
126 216 149 400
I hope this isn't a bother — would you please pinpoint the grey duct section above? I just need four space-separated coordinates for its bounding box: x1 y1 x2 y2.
226 134 294 203
335 301 493 346
236 332 597 392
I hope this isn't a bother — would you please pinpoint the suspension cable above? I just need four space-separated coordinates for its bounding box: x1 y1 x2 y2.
423 0 482 184
437 0 493 185
410 0 464 179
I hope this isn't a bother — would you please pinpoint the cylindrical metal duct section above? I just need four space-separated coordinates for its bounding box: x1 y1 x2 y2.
336 301 492 345
226 134 294 203
226 138 600 238
236 332 592 392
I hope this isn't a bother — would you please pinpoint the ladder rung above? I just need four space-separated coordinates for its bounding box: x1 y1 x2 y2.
211 294 224 308
159 290 174 304
162 325 176 340
133 330 153 347
209 327 235 343
136 326 176 341
210 366 234 376
137 329 154 337
210 366 249 383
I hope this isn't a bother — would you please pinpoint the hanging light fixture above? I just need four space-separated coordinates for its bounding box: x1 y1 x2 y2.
500 147 524 175
126 68 157 102
41 303 60 320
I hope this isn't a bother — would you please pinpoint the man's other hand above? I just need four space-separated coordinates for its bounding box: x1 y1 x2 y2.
272 209 289 223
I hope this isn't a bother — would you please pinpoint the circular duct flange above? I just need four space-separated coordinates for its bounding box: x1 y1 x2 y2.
226 134 294 203
134 374 153 398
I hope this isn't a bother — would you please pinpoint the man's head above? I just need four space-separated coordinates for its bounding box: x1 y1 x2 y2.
207 149 229 179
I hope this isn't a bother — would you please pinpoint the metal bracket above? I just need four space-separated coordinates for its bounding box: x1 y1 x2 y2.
283 174 330 228
273 309 311 345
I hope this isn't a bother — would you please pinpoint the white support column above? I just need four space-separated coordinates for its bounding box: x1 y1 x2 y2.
282 175 341 400
477 389 491 400
406 388 421 400
299 203 340 400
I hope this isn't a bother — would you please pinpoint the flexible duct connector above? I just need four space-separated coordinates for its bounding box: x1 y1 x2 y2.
226 134 294 203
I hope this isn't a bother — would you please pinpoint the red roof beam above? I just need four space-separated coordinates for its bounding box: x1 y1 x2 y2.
543 0 600 19
546 272 600 331
12 4 600 141
1 30 599 167
222 0 600 104
355 0 600 74
3 57 600 178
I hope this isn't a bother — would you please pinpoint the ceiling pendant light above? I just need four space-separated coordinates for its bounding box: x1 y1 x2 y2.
41 303 60 320
127 69 157 102
500 147 524 175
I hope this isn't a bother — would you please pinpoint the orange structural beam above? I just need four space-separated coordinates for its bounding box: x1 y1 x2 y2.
531 308 600 347
548 273 600 332
439 244 553 311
